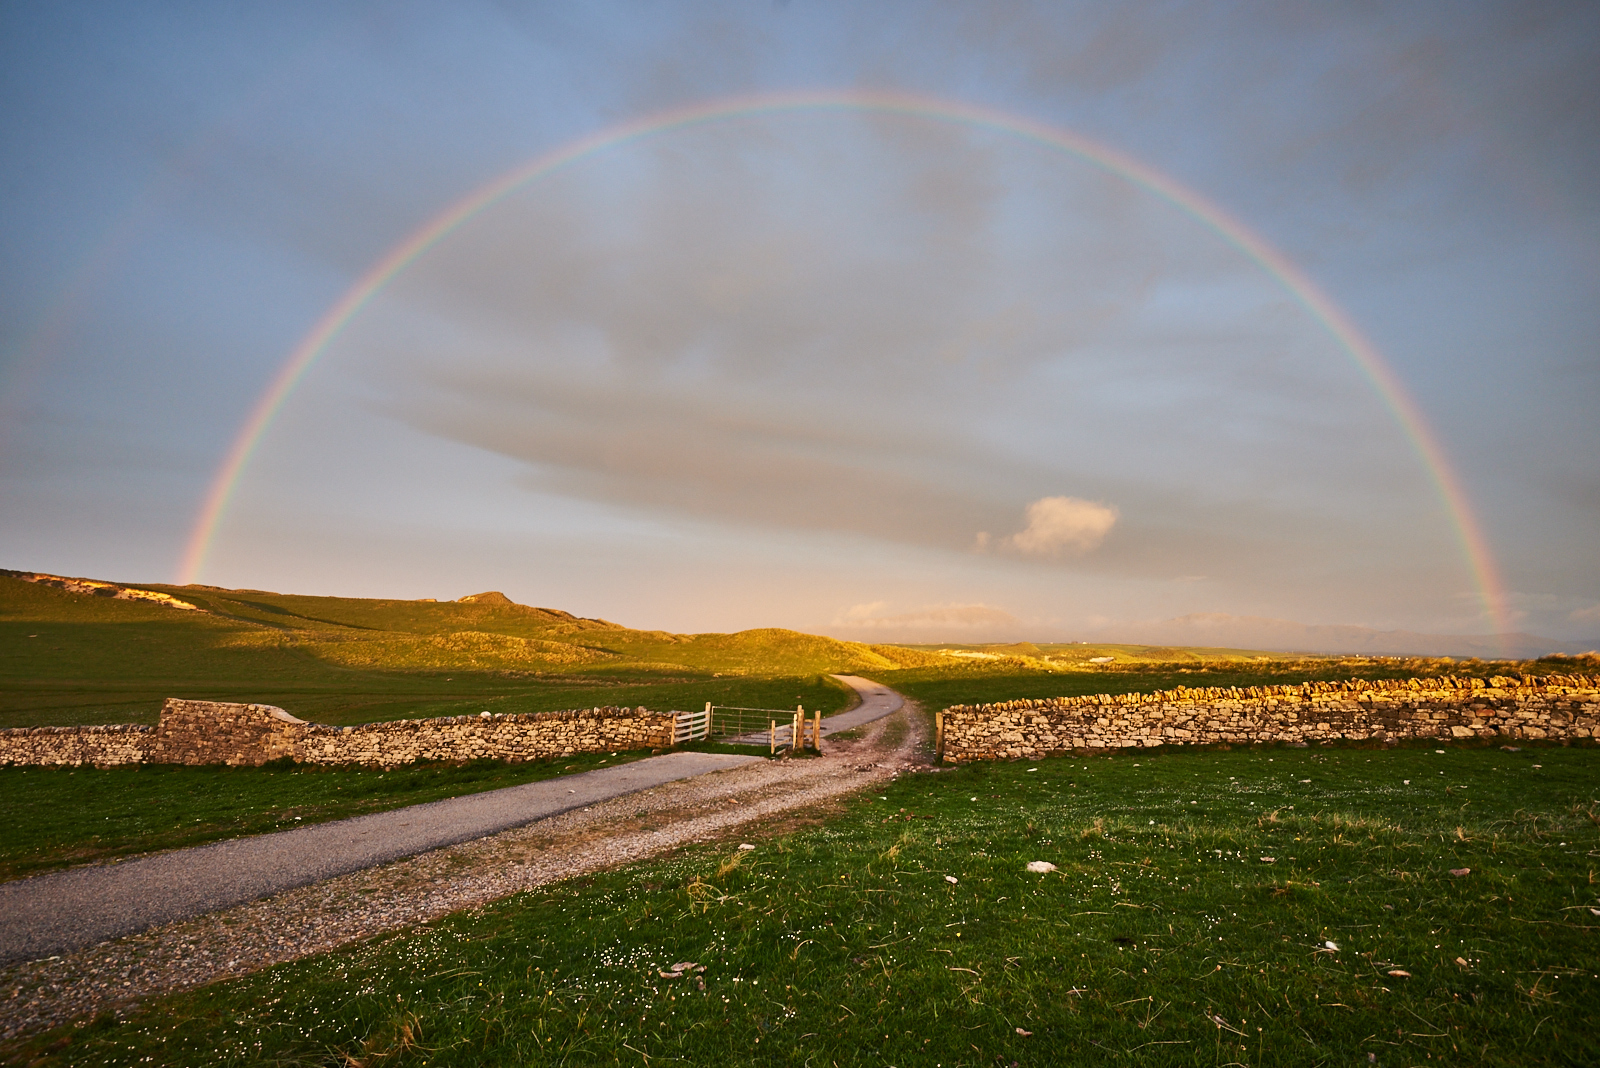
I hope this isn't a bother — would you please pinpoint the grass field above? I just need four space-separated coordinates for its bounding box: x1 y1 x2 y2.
10 738 1596 1067
0 575 875 727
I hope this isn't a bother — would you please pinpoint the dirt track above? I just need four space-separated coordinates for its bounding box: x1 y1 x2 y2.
0 684 927 1041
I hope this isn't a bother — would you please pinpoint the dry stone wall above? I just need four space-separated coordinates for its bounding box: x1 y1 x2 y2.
939 674 1600 763
0 700 676 768
0 724 152 768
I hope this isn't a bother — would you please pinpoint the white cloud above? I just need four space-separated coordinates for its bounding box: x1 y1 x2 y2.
837 601 890 623
830 602 1020 630
1004 496 1118 556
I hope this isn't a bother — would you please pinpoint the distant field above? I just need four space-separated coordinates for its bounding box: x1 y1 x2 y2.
13 741 1595 1066
877 649 1562 712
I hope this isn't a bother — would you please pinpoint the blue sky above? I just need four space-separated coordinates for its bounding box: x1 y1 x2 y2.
2 2 1596 645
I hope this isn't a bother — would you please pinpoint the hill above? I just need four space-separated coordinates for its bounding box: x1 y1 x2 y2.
0 571 923 728
1084 611 1594 658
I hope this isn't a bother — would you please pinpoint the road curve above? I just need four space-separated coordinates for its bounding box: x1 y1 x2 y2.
0 750 758 965
821 674 905 734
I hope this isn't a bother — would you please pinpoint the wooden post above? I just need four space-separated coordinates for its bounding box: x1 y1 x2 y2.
813 709 822 752
705 701 713 740
935 711 944 763
769 719 776 755
792 709 802 753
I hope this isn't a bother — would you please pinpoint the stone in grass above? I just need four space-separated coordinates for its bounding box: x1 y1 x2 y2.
1026 861 1058 873
1449 868 1471 877
1387 969 1412 978
738 843 756 851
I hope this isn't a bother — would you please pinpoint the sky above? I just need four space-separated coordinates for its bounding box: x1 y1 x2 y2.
1 1 1597 648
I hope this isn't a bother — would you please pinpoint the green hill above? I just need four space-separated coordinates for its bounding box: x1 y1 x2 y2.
0 571 919 728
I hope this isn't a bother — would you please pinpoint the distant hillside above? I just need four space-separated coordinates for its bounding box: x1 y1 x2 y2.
1 571 925 678
1088 613 1595 659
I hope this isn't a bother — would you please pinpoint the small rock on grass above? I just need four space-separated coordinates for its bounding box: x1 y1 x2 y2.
1449 868 1471 877
1026 861 1057 873
1387 969 1412 978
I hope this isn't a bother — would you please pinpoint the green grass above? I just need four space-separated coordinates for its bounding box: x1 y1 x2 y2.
0 576 873 727
12 741 1597 1066
0 750 655 882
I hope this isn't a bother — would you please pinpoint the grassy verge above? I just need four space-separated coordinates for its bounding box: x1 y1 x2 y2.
13 742 1596 1066
0 750 654 883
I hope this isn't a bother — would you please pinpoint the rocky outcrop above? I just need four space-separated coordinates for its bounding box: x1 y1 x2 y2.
2 569 199 610
457 591 514 605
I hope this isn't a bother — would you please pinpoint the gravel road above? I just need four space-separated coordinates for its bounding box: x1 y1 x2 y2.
0 677 927 1041
820 674 903 733
0 751 760 966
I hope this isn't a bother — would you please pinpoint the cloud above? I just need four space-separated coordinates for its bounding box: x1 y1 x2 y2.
1570 605 1600 625
1004 496 1118 556
329 106 1479 625
832 602 1021 630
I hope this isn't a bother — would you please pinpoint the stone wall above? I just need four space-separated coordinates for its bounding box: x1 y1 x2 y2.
938 674 1600 762
0 700 677 769
144 700 306 765
0 724 152 767
295 707 674 768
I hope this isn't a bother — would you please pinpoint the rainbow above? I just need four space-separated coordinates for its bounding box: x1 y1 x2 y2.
176 88 1512 639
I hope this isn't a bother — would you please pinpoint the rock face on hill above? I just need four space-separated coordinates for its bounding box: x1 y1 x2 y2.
457 591 514 605
1 569 200 611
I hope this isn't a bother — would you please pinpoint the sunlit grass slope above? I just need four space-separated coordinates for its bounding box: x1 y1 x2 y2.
14 744 1595 1066
0 574 903 728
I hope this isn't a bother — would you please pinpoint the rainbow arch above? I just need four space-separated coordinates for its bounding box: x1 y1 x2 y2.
176 88 1511 637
